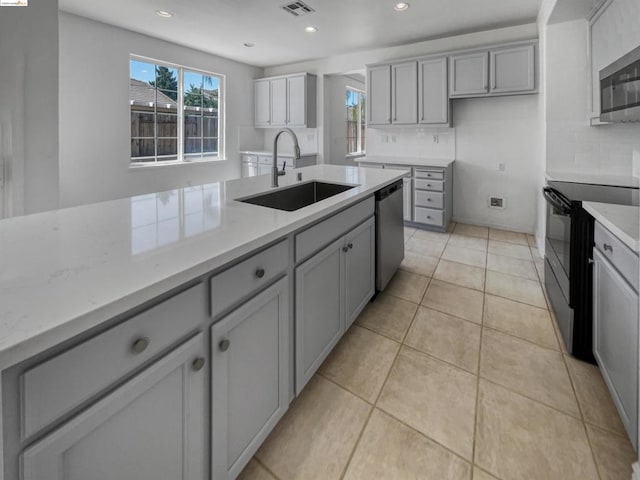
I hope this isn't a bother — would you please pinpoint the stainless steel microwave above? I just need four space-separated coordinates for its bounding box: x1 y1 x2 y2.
600 44 640 123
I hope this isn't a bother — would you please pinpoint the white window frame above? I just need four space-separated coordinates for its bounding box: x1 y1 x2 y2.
129 55 225 166
346 86 366 156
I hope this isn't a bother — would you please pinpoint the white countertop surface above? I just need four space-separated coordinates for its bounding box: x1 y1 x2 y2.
546 171 640 188
582 202 640 252
0 165 405 369
356 156 455 167
240 150 318 158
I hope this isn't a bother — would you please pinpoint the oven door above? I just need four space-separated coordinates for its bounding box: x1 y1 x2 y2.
543 187 572 280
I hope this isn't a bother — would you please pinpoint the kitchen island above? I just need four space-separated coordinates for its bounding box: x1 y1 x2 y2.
0 164 406 480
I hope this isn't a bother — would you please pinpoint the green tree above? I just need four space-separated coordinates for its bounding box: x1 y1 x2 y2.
149 66 177 100
184 84 218 109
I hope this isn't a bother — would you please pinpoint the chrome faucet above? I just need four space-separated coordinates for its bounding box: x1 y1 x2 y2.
272 128 301 188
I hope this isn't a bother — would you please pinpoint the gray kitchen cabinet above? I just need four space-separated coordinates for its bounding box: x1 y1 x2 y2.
211 278 289 479
490 44 535 94
449 51 489 97
592 223 639 449
418 57 449 124
287 74 307 127
345 217 375 327
392 61 418 124
22 334 207 480
367 64 392 126
270 77 288 126
254 73 316 128
254 80 271 127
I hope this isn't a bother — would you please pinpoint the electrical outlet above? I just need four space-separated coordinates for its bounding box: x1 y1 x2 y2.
488 196 506 209
498 163 506 172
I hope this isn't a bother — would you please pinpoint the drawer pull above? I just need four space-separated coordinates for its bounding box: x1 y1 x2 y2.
348 243 354 249
427 216 432 219
131 337 150 354
603 243 613 252
427 198 432 202
255 267 265 278
219 339 230 352
192 357 206 371
342 246 349 253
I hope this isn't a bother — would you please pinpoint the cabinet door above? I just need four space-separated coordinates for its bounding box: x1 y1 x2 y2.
419 57 449 124
593 249 639 449
255 80 271 127
295 237 345 393
392 61 418 124
287 74 306 127
403 177 412 221
22 334 207 480
258 163 272 176
449 51 489 97
490 44 535 94
270 78 288 126
345 217 375 327
211 278 289 479
367 65 392 125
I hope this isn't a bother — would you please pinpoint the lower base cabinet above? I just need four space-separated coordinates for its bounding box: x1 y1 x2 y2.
345 218 375 328
21 334 207 480
211 278 289 479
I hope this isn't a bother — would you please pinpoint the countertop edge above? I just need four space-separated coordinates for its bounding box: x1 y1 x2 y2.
355 156 455 167
583 202 640 253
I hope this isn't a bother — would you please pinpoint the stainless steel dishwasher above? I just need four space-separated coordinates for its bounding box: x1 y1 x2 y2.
375 180 405 291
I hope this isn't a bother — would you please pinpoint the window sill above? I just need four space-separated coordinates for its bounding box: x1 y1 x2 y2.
129 157 227 171
345 153 366 159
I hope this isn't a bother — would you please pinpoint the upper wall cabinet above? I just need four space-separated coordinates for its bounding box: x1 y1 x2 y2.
449 51 489 97
254 73 316 128
419 57 449 124
367 65 392 126
392 61 418 124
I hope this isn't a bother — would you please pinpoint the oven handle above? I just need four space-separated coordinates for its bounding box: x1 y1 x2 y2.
543 187 572 215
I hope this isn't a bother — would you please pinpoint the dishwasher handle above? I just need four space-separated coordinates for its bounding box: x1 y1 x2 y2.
376 180 403 201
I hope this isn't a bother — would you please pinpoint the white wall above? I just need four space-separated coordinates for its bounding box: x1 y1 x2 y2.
325 75 365 165
58 13 263 208
0 0 59 216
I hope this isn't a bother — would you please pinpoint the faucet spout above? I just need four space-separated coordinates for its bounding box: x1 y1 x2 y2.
272 128 301 188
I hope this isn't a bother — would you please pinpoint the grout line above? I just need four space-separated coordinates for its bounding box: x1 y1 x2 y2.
253 456 283 480
315 371 375 407
470 259 488 468
481 324 561 352
401 343 479 377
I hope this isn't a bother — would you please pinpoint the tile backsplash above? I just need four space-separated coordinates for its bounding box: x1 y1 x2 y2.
366 127 456 159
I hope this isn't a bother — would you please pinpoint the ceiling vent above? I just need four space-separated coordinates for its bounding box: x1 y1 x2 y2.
281 1 315 17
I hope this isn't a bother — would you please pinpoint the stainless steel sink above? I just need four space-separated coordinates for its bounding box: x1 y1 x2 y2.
238 181 356 211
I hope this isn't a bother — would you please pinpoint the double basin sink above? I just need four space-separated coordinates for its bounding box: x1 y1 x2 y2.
238 181 355 212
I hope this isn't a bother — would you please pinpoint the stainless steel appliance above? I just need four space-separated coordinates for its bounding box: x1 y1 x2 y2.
375 180 404 291
543 181 639 361
600 44 640 123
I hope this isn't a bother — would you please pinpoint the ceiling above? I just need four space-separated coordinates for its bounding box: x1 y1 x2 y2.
59 0 543 67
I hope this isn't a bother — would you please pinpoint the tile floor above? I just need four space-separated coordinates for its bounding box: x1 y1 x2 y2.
240 224 636 480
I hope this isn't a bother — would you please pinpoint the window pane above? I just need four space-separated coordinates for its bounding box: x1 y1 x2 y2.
203 116 218 137
184 115 202 137
130 85 156 108
184 70 203 90
157 138 177 157
157 114 178 138
157 89 178 109
154 65 178 93
203 138 218 154
130 60 156 84
131 111 155 138
184 138 202 154
131 139 155 158
184 88 202 112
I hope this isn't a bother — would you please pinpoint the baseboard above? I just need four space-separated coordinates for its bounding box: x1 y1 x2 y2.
451 216 533 235
632 461 640 480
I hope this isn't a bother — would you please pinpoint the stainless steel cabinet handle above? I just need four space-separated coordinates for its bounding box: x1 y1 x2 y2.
255 267 265 278
603 243 613 252
342 246 349 252
427 198 432 202
192 357 206 371
348 243 353 249
219 339 230 352
131 337 150 354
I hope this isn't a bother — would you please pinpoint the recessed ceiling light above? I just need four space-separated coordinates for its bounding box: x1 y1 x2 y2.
155 10 173 18
244 42 255 48
304 26 318 33
393 2 409 11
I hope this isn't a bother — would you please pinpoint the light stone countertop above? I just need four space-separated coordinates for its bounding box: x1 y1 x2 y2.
582 202 639 252
546 171 640 188
0 165 406 369
356 156 455 168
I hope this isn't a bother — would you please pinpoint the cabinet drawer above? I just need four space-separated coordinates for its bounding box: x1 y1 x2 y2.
414 207 444 227
211 239 289 318
21 283 206 439
414 169 444 180
258 156 272 165
414 179 444 192
295 197 374 263
594 222 639 291
414 190 444 209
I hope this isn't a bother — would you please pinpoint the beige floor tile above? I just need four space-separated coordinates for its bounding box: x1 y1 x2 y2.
475 380 599 480
441 244 487 268
527 234 537 248
422 279 484 324
237 459 277 480
486 253 538 280
485 271 546 308
378 347 477 460
344 409 472 480
483 294 558 349
586 424 636 480
447 233 488 252
565 356 627 436
489 228 529 246
473 467 499 480
412 228 451 243
256 376 370 480
399 251 439 277
356 291 418 342
480 329 579 417
529 245 543 260
433 259 486 291
454 223 489 238
385 270 430 303
404 227 416 239
405 307 481 373
488 240 532 261
406 236 448 258
319 325 400 403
